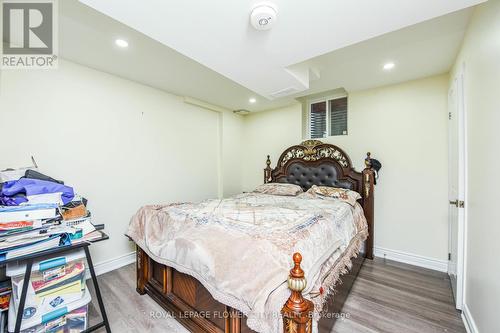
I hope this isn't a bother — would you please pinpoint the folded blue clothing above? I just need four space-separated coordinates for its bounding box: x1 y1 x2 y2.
1 179 74 206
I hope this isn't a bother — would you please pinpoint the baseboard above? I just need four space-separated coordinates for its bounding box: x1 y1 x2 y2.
462 303 479 333
85 251 136 279
85 248 446 276
373 246 448 272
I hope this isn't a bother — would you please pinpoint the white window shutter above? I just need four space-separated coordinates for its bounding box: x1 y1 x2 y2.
310 101 327 138
329 97 348 136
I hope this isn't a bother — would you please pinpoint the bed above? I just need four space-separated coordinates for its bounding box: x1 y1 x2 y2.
127 140 376 333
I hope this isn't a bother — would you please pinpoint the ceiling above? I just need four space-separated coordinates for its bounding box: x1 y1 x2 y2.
289 8 475 95
56 0 483 112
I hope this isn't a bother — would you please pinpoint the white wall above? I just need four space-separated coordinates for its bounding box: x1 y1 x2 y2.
242 104 303 189
0 59 243 265
242 75 450 261
451 2 500 332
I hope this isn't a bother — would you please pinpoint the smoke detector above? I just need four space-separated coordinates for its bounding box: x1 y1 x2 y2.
250 2 277 31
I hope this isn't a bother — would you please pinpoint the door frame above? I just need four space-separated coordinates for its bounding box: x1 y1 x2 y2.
448 62 467 310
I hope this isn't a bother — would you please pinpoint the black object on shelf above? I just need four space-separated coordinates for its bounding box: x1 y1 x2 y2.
1 231 111 333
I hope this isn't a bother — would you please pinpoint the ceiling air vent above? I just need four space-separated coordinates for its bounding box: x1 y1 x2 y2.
233 109 251 115
269 87 299 98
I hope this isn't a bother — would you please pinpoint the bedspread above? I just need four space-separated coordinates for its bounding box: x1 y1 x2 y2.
126 192 368 333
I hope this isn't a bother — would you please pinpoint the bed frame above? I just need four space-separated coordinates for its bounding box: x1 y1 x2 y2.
135 140 376 333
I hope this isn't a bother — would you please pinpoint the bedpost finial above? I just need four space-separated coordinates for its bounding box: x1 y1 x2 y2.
291 253 304 278
282 253 313 332
264 155 273 183
287 253 307 293
365 152 372 168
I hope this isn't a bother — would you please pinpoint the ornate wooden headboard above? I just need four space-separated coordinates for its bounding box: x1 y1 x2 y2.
264 140 376 259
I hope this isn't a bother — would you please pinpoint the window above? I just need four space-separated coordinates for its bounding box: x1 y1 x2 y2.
309 97 348 138
310 101 327 139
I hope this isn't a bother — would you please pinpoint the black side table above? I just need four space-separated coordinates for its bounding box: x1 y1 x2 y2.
1 232 111 333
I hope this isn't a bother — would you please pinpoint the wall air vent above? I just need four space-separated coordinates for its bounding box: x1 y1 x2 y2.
269 87 299 98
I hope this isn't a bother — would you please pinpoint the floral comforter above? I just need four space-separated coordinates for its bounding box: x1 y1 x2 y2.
126 192 368 333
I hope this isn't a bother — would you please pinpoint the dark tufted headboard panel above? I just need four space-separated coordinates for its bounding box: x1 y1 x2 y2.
277 162 355 190
264 140 364 193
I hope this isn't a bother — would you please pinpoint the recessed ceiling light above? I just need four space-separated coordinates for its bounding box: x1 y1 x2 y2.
115 39 129 48
249 97 257 104
383 62 395 70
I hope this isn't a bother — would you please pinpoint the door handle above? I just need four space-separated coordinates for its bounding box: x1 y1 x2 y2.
449 200 465 208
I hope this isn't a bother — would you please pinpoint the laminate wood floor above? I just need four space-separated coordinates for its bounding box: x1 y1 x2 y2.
87 258 465 333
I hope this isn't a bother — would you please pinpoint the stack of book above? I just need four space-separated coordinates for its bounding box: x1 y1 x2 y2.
0 203 99 262
0 169 101 331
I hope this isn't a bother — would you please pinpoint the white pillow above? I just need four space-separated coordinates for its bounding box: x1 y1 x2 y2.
253 183 303 196
306 185 361 206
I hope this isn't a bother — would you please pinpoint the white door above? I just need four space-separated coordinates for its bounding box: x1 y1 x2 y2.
448 67 466 310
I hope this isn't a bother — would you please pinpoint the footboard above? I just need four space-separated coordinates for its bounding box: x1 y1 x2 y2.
136 247 315 333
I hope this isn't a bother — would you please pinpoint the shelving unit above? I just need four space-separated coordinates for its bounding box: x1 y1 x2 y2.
1 232 111 333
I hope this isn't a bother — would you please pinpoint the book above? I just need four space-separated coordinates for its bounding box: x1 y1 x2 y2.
0 281 10 294
33 263 85 296
2 236 62 260
0 280 11 312
0 218 61 241
36 279 82 298
0 220 33 230
0 205 57 223
0 292 10 312
0 220 41 236
0 234 52 251
0 226 77 251
25 192 63 205
0 204 58 212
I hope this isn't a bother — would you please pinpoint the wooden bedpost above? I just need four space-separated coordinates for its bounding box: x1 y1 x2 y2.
136 245 149 295
224 306 241 333
363 153 376 260
282 253 314 333
264 155 272 183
